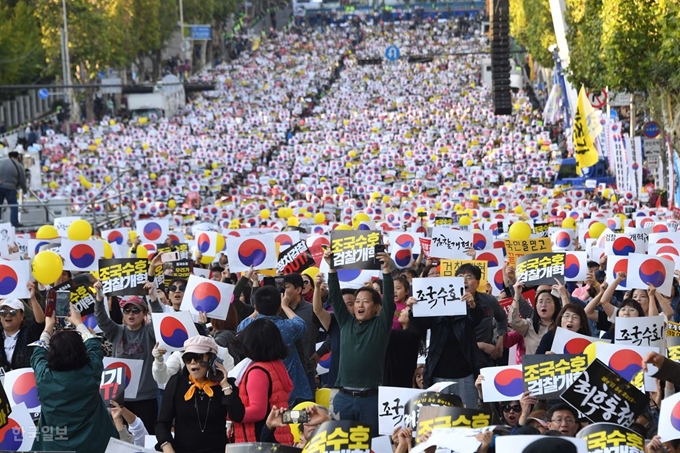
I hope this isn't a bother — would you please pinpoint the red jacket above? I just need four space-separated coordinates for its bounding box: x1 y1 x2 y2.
232 360 294 444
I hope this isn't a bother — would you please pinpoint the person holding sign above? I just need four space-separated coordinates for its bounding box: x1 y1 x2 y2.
325 248 394 432
155 335 230 453
30 305 118 453
94 280 161 434
407 266 485 410
509 282 562 355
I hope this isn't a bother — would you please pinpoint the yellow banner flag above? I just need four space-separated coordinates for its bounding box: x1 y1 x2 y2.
573 86 599 175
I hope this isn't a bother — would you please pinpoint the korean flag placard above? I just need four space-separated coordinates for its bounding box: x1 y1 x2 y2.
180 275 235 321
0 261 30 299
60 239 104 272
136 219 169 244
225 234 277 273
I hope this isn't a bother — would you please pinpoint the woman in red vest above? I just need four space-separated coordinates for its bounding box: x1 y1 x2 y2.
226 318 294 444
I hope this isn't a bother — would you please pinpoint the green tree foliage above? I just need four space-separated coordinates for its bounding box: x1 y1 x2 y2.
509 0 555 67
564 0 607 90
0 1 46 85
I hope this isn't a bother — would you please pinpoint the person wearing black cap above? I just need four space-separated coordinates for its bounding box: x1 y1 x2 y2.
0 151 28 227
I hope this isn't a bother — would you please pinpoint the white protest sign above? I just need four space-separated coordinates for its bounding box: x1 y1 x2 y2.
152 311 200 352
615 315 665 349
480 365 523 402
105 437 156 453
411 277 466 317
377 386 423 435
606 255 631 291
180 275 235 321
496 435 586 453
625 253 675 296
429 227 472 260
3 368 41 415
658 392 680 442
53 216 81 238
551 327 610 355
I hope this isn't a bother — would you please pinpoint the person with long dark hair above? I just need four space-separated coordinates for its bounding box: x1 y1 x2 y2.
508 283 562 356
30 306 117 453
227 318 294 444
155 335 230 453
535 303 591 354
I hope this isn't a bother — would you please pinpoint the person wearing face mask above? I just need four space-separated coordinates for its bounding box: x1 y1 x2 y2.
94 280 161 434
535 303 592 354
155 335 230 453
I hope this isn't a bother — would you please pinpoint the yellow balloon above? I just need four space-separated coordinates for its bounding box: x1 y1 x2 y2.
104 175 112 184
583 342 598 365
129 231 138 242
513 205 524 214
508 221 532 240
168 199 177 209
32 251 63 285
466 159 474 167
68 219 92 241
470 195 479 202
277 207 289 219
287 217 300 227
371 191 381 200
203 169 211 178
602 188 611 199
36 225 59 240
212 162 218 169
102 240 113 259
352 213 370 230
150 173 157 180
314 212 326 224
335 224 353 231
459 216 471 226
562 217 576 230
336 187 345 195
290 401 318 443
128 245 149 259
215 234 225 253
200 254 214 265
348 150 357 158
588 222 606 239
382 195 391 204
454 204 463 211
260 209 271 220
94 138 102 145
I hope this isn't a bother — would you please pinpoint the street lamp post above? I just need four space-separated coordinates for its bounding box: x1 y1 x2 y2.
61 0 75 124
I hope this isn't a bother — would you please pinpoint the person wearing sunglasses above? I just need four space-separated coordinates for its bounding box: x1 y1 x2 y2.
0 282 46 373
165 278 188 311
94 280 161 436
155 335 230 453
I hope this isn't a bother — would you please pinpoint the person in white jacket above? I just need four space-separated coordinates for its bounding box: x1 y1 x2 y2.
110 401 148 447
151 341 235 384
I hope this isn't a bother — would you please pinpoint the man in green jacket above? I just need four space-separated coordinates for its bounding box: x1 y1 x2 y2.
325 249 394 433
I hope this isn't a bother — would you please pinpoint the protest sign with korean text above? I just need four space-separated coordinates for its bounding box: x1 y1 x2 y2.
68 283 97 315
0 381 11 429
615 315 665 349
560 359 648 426
429 227 472 260
404 391 465 431
301 420 372 453
100 366 126 407
516 252 566 286
480 365 523 402
440 259 488 288
277 241 315 275
434 216 454 228
533 221 554 238
577 422 644 453
411 277 466 317
102 358 143 400
98 259 149 296
330 230 382 270
377 387 424 435
504 238 552 267
416 406 491 438
522 354 587 399
156 243 190 260
668 337 680 363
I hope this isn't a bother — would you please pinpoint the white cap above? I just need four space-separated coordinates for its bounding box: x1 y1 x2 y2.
0 299 24 311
